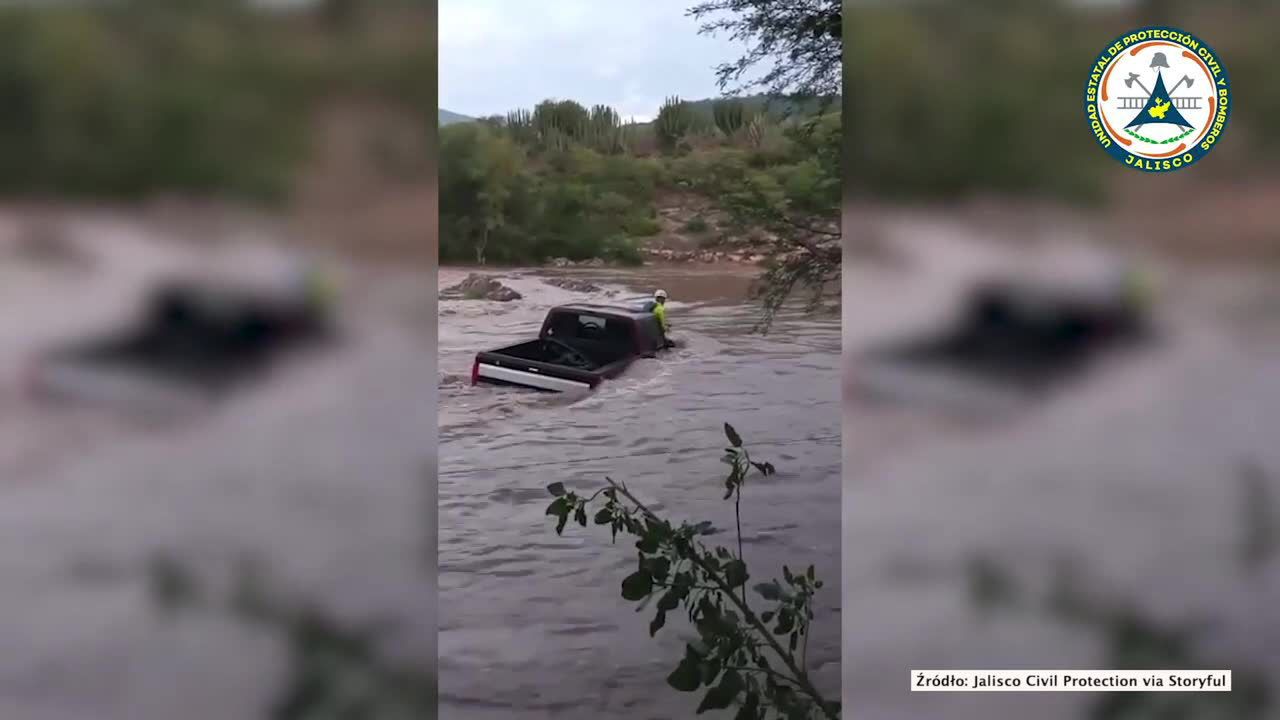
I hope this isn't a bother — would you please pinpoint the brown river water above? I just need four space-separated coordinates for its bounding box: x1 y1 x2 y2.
838 212 1280 720
437 266 842 718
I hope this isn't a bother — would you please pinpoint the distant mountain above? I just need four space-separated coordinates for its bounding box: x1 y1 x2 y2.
439 109 473 126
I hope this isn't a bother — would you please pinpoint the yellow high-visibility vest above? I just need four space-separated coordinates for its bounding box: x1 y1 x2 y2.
653 302 669 332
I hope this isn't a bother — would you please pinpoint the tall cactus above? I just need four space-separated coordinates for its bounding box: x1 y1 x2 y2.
745 113 766 149
712 99 746 137
586 104 622 153
505 107 535 145
655 95 692 153
532 99 589 150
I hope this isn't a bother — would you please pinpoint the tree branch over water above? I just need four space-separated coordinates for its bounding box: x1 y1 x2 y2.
688 0 843 103
687 0 842 332
544 424 839 719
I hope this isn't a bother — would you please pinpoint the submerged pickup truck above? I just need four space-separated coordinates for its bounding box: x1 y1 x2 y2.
28 277 332 416
472 303 669 392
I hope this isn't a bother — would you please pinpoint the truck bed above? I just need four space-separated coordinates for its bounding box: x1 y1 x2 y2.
474 339 633 392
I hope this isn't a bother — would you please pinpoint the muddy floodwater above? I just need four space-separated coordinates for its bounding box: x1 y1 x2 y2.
839 212 1280 720
438 266 842 718
0 210 435 720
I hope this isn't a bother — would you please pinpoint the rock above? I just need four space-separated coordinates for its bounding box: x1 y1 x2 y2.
486 285 522 302
548 257 572 268
442 273 522 302
544 278 601 293
581 258 605 267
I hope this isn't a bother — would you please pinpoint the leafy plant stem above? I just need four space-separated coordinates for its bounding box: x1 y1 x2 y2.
735 484 747 609
608 478 837 719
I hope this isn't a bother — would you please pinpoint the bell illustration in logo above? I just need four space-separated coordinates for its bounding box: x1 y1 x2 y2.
1126 51 1193 132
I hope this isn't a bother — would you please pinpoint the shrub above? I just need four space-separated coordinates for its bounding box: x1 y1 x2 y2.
684 216 710 233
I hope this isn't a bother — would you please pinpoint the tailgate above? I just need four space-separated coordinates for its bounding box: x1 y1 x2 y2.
31 356 214 418
473 351 599 392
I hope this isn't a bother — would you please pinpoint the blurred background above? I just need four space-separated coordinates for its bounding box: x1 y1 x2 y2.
842 1 1279 718
0 1 438 718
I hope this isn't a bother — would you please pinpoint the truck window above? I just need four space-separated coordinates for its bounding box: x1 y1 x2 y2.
546 312 629 346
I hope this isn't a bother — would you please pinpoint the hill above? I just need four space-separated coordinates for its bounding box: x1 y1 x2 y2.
439 109 473 126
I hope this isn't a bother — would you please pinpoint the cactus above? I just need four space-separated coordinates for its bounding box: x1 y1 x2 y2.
655 95 692 153
586 104 623 153
505 107 535 145
745 113 766 149
713 99 745 137
531 99 589 149
603 125 627 155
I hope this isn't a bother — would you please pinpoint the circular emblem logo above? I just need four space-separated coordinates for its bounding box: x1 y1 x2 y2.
1084 26 1230 172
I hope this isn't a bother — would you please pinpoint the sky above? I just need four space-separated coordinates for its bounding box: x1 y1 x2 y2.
439 0 754 123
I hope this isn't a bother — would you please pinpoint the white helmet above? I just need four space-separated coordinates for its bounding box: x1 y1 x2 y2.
654 289 668 300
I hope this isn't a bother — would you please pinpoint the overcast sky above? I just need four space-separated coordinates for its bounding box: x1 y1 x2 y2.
439 0 754 122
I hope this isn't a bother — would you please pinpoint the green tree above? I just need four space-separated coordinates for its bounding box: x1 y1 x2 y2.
684 0 842 328
439 123 526 264
688 0 841 101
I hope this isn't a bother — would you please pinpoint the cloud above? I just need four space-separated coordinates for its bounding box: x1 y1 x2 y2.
439 0 750 118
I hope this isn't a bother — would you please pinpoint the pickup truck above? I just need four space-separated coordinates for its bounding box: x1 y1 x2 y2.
28 278 332 416
853 276 1150 413
471 303 669 392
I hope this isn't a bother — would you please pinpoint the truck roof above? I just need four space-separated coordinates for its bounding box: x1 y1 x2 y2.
551 303 654 319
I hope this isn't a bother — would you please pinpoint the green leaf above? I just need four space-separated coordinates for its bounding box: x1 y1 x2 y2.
667 649 702 692
594 508 612 525
754 581 783 601
696 669 743 713
699 659 723 690
774 608 795 634
734 690 762 720
752 461 776 477
556 512 569 535
545 497 568 517
636 534 660 554
807 564 816 582
783 565 794 584
547 482 566 497
761 611 775 623
649 609 666 636
648 557 671 583
724 423 743 448
620 570 653 601
574 504 587 527
724 559 749 588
